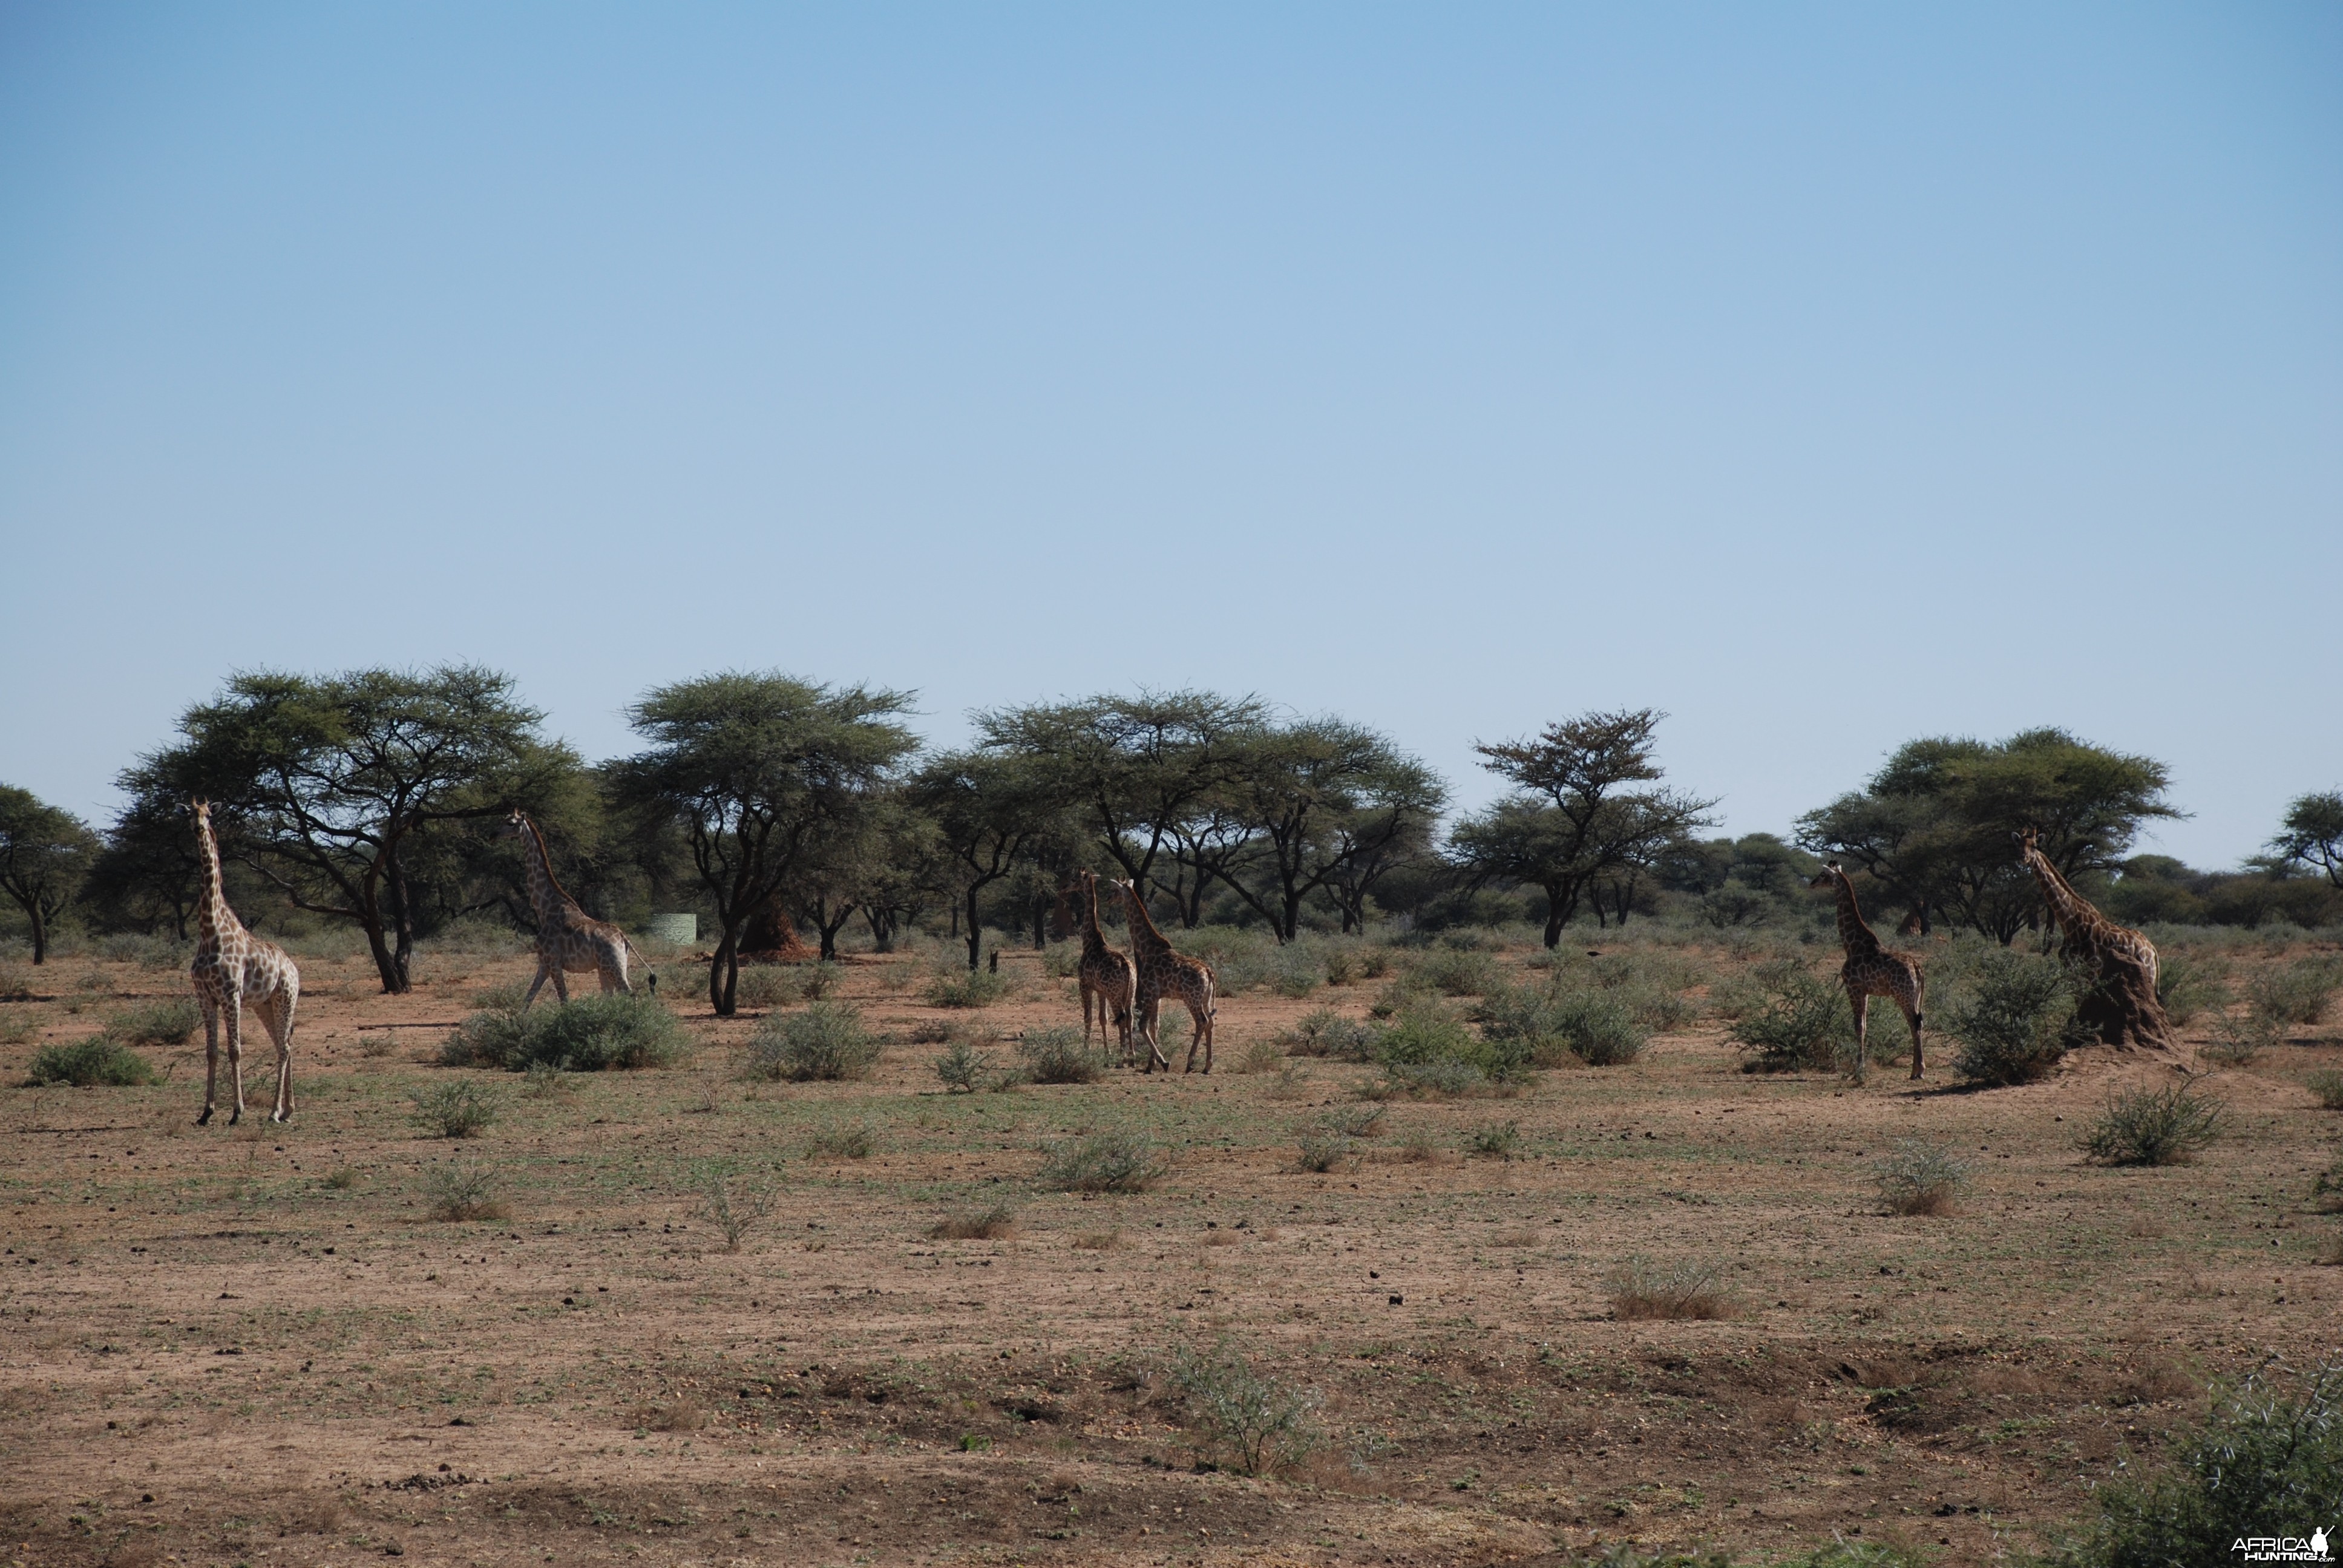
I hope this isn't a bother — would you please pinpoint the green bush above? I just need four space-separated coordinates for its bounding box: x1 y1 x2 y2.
440 993 687 1073
2152 949 2228 1026
1294 1125 1352 1173
2051 1357 2342 1568
2080 1081 2224 1166
410 1080 501 1138
933 1035 994 1093
688 1161 772 1252
1167 1341 1322 1478
2247 955 2343 1027
1263 947 1323 999
112 998 201 1047
1548 988 1648 1067
1943 949 2083 1086
1407 947 1497 998
1467 1119 1521 1160
1278 1007 1374 1060
732 964 801 1009
27 1036 156 1087
1728 961 1847 1073
1368 999 1533 1089
926 967 1008 1008
1037 1126 1166 1192
1018 1025 1099 1085
746 1001 881 1082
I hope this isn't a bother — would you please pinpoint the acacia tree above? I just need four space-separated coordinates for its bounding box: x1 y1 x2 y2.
130 668 577 992
2269 791 2343 889
978 691 1266 922
1205 720 1449 941
612 673 916 1014
0 785 98 964
1796 728 2180 943
911 750 1063 970
1447 710 1716 949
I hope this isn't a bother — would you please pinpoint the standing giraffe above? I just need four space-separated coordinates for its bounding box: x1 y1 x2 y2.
187 800 300 1125
497 809 642 1007
1113 878 1215 1073
2014 829 2175 1051
1807 862 1926 1083
1074 871 1138 1065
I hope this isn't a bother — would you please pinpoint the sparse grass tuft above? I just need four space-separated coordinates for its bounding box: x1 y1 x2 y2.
0 961 34 1001
358 1033 396 1059
2306 1069 2343 1111
631 1400 708 1434
933 1034 994 1093
929 1204 1017 1241
2201 1007 2280 1067
926 966 1009 1008
26 1036 156 1087
689 1162 772 1252
804 1121 876 1159
1070 1229 1123 1250
321 1165 359 1191
1872 1138 1967 1215
746 1001 881 1082
421 1158 510 1221
1467 1119 1521 1159
520 1061 572 1097
1037 1126 1166 1192
1229 1037 1286 1074
1606 1257 1735 1321
1018 1026 1099 1085
1294 1125 1353 1173
2081 1081 2224 1166
2247 956 2343 1027
1168 1341 1322 1477
410 1080 501 1138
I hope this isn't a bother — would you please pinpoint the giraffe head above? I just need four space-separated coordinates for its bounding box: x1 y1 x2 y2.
2013 826 2041 861
189 796 211 825
1805 860 1844 891
495 808 529 842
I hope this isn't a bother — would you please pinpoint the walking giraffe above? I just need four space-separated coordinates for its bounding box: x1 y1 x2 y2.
2014 828 2176 1051
1807 861 1926 1083
498 809 643 1007
187 799 300 1125
1074 870 1138 1065
1113 877 1215 1073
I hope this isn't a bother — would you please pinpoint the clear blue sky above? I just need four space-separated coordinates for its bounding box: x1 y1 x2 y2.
2 3 2336 867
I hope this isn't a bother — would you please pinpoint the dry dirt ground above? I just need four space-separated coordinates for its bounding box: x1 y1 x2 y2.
2 937 2339 1568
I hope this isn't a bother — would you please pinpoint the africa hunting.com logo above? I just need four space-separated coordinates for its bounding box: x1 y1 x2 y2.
2234 1528 2332 1563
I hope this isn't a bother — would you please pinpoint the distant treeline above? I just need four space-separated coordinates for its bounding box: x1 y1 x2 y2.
2 667 2338 1010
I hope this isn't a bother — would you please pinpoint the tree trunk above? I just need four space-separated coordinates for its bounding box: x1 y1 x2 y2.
709 926 741 1015
963 885 983 971
1031 895 1047 950
385 849 416 991
363 915 408 994
27 901 47 964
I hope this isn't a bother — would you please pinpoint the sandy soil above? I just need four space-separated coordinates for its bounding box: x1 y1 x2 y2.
1 936 2338 1567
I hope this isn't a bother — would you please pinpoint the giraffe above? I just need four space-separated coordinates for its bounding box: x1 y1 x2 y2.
1807 862 1926 1083
186 800 300 1125
1113 877 1215 1073
497 809 641 1007
1074 870 1137 1065
2013 828 2176 1051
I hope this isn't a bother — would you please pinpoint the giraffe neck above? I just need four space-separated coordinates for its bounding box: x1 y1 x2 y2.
2024 847 2105 937
1122 884 1170 957
519 817 571 927
194 814 237 944
1081 881 1111 956
1830 868 1881 954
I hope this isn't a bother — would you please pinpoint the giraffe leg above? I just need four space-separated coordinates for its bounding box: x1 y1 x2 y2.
522 961 550 1010
1907 976 1925 1080
1846 985 1868 1086
224 993 247 1125
197 994 220 1125
608 941 633 996
266 990 296 1122
551 958 570 1005
1081 983 1096 1050
1187 996 1214 1074
1140 998 1169 1073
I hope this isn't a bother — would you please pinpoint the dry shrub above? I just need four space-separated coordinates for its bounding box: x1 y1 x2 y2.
422 1158 510 1222
1490 1229 1540 1247
631 1400 707 1433
1872 1138 1967 1216
1606 1257 1735 1321
2082 1081 2224 1166
1070 1230 1123 1251
805 1121 876 1159
1229 1037 1285 1074
929 1204 1017 1241
1203 1229 1239 1247
2113 1360 2196 1406
2303 1069 2343 1111
1037 1126 1165 1192
1018 1026 1100 1084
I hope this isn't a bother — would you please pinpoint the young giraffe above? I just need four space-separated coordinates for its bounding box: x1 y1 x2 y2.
187 799 300 1125
2014 828 2174 1050
1074 871 1138 1065
498 809 641 1007
1113 877 1215 1074
1807 861 1926 1083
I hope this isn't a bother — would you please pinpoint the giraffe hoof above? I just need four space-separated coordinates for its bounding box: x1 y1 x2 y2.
195 1108 213 1126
